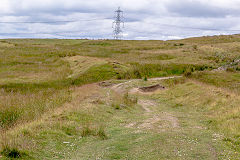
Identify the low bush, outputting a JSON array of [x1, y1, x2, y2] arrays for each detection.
[[81, 125, 95, 137], [1, 146, 24, 158], [0, 137, 27, 159], [111, 103, 121, 110], [184, 67, 193, 77], [81, 125, 107, 140], [123, 93, 138, 106], [96, 126, 108, 140]]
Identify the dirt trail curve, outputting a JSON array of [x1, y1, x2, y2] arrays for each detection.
[[98, 76, 182, 132], [108, 76, 182, 132], [111, 76, 182, 94], [136, 99, 180, 131], [138, 99, 156, 113]]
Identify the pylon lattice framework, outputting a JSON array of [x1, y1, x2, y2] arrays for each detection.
[[113, 7, 124, 39]]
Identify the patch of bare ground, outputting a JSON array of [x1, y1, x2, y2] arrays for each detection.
[[100, 76, 182, 94], [108, 76, 182, 94], [139, 84, 165, 92], [129, 84, 166, 95], [138, 100, 156, 113], [149, 76, 182, 81], [100, 77, 182, 132], [98, 81, 114, 87], [126, 99, 180, 132], [110, 80, 134, 93], [136, 112, 180, 132], [207, 143, 218, 160]]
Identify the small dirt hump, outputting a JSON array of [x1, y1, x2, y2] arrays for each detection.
[[98, 81, 113, 87], [139, 84, 165, 92]]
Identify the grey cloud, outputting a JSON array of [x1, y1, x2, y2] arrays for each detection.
[[0, 0, 240, 40], [165, 0, 237, 18]]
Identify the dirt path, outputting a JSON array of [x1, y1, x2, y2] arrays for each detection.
[[60, 75, 238, 160], [66, 74, 237, 159], [148, 76, 182, 81], [103, 76, 182, 132], [110, 76, 182, 93], [138, 99, 155, 113], [126, 99, 180, 132]]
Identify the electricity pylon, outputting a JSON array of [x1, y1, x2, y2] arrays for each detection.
[[113, 7, 124, 40]]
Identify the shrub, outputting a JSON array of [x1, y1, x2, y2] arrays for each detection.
[[111, 103, 121, 110], [1, 146, 23, 158], [184, 67, 192, 77], [111, 93, 138, 110], [0, 138, 26, 159], [96, 126, 107, 140], [226, 67, 235, 72], [193, 45, 198, 50], [81, 125, 107, 139], [123, 93, 138, 106], [81, 125, 95, 137], [144, 76, 148, 81]]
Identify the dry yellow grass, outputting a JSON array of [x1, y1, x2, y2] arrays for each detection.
[[0, 36, 239, 159], [161, 79, 240, 136]]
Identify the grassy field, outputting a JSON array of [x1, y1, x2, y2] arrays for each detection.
[[0, 35, 239, 159]]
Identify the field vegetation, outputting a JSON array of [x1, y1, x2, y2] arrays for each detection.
[[0, 35, 239, 159]]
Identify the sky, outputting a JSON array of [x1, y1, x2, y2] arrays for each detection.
[[0, 0, 240, 40]]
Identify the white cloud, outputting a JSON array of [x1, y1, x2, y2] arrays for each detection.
[[0, 0, 12, 14], [0, 0, 240, 39]]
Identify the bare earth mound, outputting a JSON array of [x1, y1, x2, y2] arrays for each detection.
[[139, 84, 165, 92]]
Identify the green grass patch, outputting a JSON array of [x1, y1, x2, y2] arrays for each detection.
[[0, 37, 240, 159], [70, 63, 117, 85], [191, 71, 240, 93], [118, 63, 211, 79], [0, 109, 23, 129]]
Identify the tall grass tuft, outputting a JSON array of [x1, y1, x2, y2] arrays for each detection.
[[81, 125, 95, 137], [111, 92, 138, 110], [81, 125, 107, 140], [184, 67, 193, 77], [96, 126, 108, 140], [123, 93, 138, 106], [0, 133, 27, 159], [0, 108, 22, 129]]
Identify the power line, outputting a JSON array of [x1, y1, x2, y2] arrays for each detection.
[[0, 16, 240, 39], [0, 18, 109, 24], [0, 17, 239, 32], [112, 7, 124, 39]]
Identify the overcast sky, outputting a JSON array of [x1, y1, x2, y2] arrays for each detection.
[[0, 0, 240, 40]]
